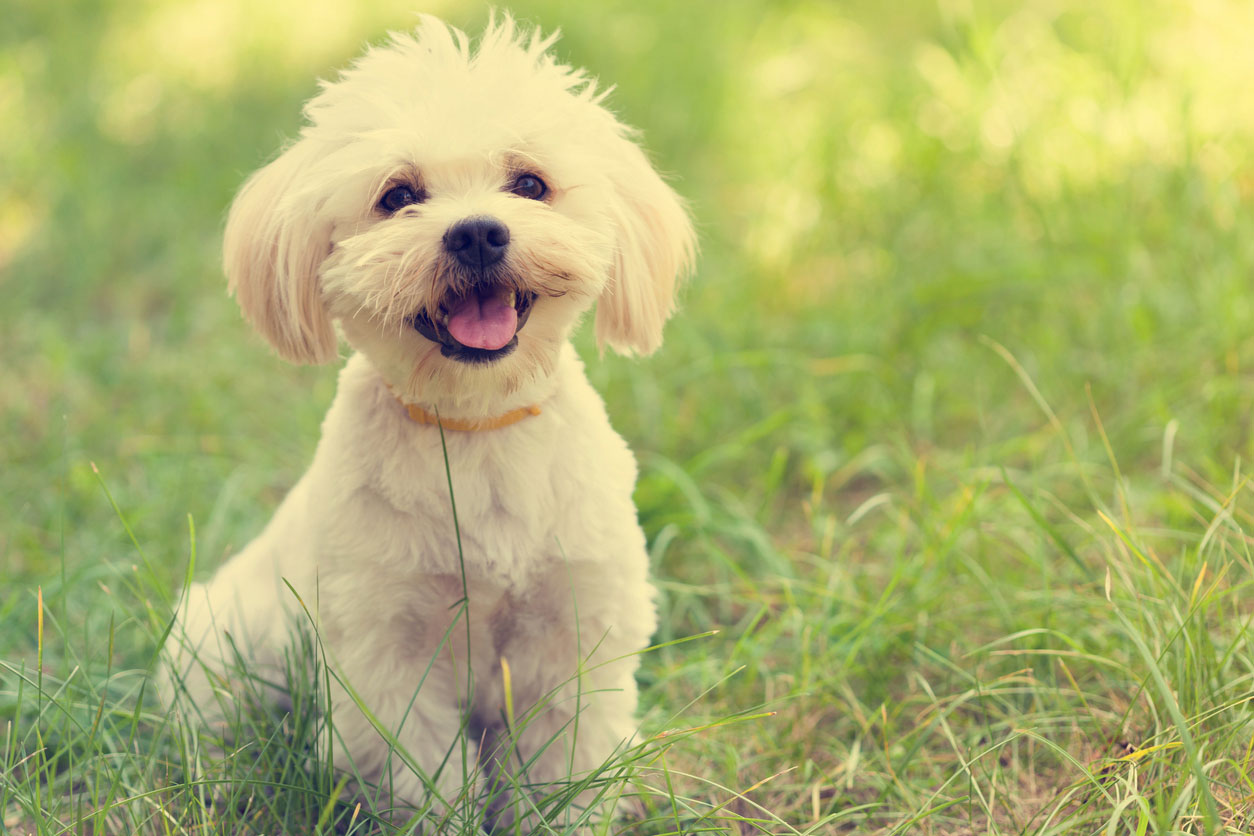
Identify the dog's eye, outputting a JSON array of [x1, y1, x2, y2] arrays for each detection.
[[509, 174, 548, 201], [379, 185, 424, 213]]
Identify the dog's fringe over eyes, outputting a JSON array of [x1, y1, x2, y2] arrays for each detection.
[[159, 10, 696, 831]]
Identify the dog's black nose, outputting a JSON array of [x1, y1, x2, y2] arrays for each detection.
[[443, 216, 510, 269]]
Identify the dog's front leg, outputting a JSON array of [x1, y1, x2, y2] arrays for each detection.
[[325, 648, 486, 828], [482, 562, 656, 831]]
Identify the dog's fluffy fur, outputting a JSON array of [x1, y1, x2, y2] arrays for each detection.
[[160, 14, 694, 827]]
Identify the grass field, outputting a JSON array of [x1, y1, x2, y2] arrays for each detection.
[[5, 0, 1254, 833]]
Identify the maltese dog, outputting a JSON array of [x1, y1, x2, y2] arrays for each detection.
[[160, 12, 694, 831]]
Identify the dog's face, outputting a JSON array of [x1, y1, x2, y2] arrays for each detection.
[[223, 16, 694, 402]]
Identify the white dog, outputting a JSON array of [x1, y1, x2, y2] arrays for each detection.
[[161, 14, 694, 830]]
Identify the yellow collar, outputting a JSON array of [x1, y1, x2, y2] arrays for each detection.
[[396, 398, 542, 432]]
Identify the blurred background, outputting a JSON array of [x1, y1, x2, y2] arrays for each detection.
[[5, 0, 1254, 830]]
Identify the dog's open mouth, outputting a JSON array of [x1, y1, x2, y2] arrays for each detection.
[[411, 284, 536, 364]]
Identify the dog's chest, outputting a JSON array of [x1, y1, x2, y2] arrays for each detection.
[[384, 569, 579, 709], [346, 417, 628, 583]]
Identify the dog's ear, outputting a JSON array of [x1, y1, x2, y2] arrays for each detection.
[[594, 140, 696, 356], [223, 140, 339, 365]]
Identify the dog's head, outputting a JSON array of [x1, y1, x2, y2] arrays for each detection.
[[223, 15, 695, 400]]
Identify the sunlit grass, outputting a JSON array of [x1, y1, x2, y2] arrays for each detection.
[[5, 0, 1254, 832]]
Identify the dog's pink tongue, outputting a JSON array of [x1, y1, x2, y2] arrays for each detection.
[[445, 294, 518, 350]]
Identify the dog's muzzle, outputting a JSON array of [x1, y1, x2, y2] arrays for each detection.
[[412, 216, 536, 364]]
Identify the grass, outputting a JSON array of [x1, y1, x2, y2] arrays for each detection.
[[4, 0, 1254, 832]]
